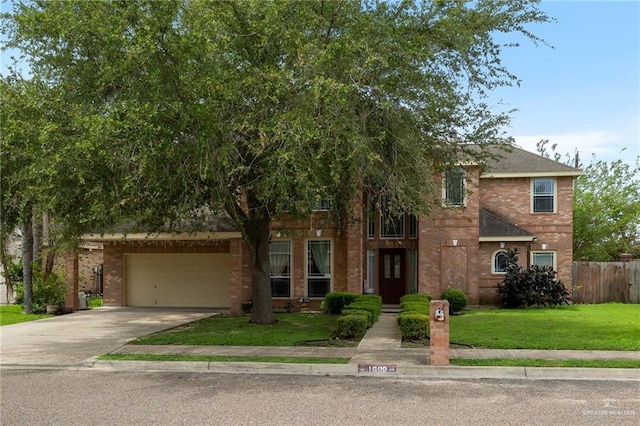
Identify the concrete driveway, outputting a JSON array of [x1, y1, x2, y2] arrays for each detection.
[[0, 307, 221, 367]]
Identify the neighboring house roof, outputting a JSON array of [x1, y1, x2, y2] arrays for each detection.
[[479, 208, 536, 242], [479, 145, 582, 178], [84, 213, 242, 241]]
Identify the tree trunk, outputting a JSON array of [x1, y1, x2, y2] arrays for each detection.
[[244, 215, 275, 324], [42, 211, 55, 279], [32, 209, 43, 267], [1, 244, 13, 302], [22, 214, 34, 314]]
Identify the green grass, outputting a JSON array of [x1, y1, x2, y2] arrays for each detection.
[[451, 358, 640, 368], [132, 313, 354, 346], [88, 296, 103, 308], [99, 353, 350, 364], [449, 303, 640, 350], [0, 305, 53, 326]]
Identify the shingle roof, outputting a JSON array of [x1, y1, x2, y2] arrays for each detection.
[[479, 208, 535, 241], [480, 145, 581, 177]]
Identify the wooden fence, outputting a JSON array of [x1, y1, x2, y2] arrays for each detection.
[[572, 260, 640, 304]]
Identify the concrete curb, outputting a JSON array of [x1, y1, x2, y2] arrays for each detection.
[[90, 360, 640, 381]]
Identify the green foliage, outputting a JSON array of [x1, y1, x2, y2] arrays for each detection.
[[6, 260, 23, 285], [341, 308, 373, 328], [496, 248, 572, 308], [3, 1, 552, 320], [397, 313, 429, 341], [536, 140, 640, 260], [14, 266, 68, 313], [440, 288, 467, 314], [399, 294, 432, 315], [399, 294, 432, 304], [573, 158, 640, 260], [323, 292, 360, 314], [334, 315, 368, 339], [397, 293, 431, 340], [345, 295, 382, 325]]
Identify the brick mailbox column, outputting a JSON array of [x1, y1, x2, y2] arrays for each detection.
[[429, 300, 450, 365]]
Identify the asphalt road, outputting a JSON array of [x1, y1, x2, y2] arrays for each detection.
[[1, 369, 638, 425]]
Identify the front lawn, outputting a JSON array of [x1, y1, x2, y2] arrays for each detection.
[[0, 305, 53, 326], [449, 303, 640, 350], [132, 313, 355, 346]]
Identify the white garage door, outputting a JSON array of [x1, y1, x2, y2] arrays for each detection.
[[125, 253, 230, 308]]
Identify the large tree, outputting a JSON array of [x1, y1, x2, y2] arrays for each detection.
[[2, 0, 551, 323]]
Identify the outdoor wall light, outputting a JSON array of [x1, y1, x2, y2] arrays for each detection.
[[541, 243, 547, 250], [275, 231, 281, 238], [452, 239, 458, 246], [500, 242, 505, 248], [315, 229, 322, 237]]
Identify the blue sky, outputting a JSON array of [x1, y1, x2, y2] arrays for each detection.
[[1, 1, 638, 165], [490, 0, 639, 164]]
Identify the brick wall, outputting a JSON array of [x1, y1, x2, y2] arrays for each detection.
[[479, 176, 575, 286]]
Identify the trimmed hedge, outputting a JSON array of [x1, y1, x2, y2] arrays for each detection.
[[323, 292, 360, 314], [397, 293, 432, 341], [328, 292, 382, 339], [397, 313, 429, 340], [335, 315, 368, 339]]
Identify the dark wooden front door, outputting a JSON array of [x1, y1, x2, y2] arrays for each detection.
[[379, 249, 406, 304]]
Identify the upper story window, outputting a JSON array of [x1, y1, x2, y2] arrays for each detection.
[[270, 241, 291, 298], [367, 197, 376, 239], [311, 197, 331, 211], [493, 250, 509, 274], [409, 214, 417, 239], [380, 197, 404, 238], [444, 168, 465, 207], [532, 178, 556, 213]]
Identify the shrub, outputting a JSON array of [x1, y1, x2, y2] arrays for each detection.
[[400, 294, 432, 304], [346, 296, 381, 324], [397, 313, 429, 340], [323, 292, 359, 314], [440, 288, 467, 314], [334, 315, 368, 339], [14, 266, 68, 313], [342, 308, 374, 327], [399, 301, 429, 316], [496, 248, 572, 308]]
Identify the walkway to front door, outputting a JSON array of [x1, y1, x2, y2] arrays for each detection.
[[379, 249, 406, 304]]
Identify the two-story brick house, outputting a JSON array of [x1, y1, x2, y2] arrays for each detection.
[[75, 145, 580, 311]]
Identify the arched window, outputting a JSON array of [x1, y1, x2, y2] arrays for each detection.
[[493, 250, 509, 274]]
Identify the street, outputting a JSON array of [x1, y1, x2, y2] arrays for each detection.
[[1, 369, 638, 425]]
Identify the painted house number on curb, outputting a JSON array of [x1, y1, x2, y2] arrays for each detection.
[[358, 364, 397, 373]]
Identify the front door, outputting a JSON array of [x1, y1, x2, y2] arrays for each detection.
[[379, 249, 406, 304]]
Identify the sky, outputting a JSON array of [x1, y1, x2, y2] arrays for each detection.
[[489, 0, 640, 165], [1, 0, 638, 165]]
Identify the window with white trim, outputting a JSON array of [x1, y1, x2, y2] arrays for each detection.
[[493, 250, 509, 274], [532, 178, 555, 213], [307, 240, 331, 298], [444, 168, 465, 206], [270, 241, 291, 298], [531, 251, 556, 269]]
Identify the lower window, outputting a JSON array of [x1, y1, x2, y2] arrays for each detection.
[[531, 251, 556, 269], [307, 240, 331, 297], [270, 241, 291, 298]]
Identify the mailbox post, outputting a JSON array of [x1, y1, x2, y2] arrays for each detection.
[[429, 299, 450, 365]]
